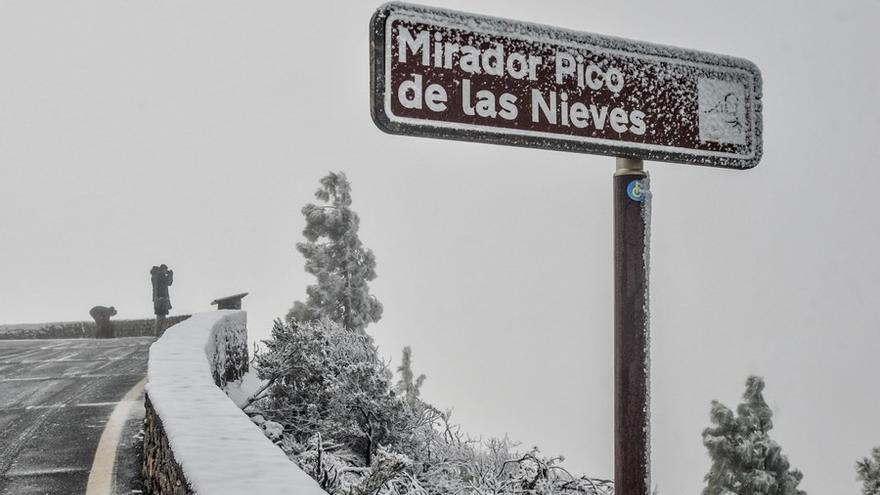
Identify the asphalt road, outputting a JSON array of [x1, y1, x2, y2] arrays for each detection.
[[0, 338, 153, 495]]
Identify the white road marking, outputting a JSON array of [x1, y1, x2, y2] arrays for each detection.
[[0, 402, 122, 412], [0, 357, 126, 364], [25, 404, 66, 410], [76, 373, 139, 378], [77, 401, 121, 408], [0, 373, 144, 383], [55, 352, 81, 362], [85, 377, 146, 495], [4, 466, 89, 477], [0, 376, 56, 382]]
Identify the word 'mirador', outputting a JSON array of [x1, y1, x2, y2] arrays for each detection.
[[397, 25, 626, 94]]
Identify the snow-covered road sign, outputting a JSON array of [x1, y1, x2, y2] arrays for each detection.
[[370, 3, 763, 169]]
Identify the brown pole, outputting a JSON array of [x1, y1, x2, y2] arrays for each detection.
[[614, 158, 651, 495]]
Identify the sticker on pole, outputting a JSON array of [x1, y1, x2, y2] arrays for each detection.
[[370, 2, 763, 169], [627, 179, 648, 202]]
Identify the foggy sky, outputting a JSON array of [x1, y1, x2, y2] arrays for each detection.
[[1, 1, 878, 493]]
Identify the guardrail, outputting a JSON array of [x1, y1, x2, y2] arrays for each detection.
[[143, 310, 326, 494]]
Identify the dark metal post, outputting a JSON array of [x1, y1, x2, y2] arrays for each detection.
[[614, 158, 651, 495]]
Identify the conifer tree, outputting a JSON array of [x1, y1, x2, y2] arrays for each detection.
[[395, 346, 426, 407], [857, 447, 880, 495], [702, 376, 806, 495], [287, 172, 383, 333]]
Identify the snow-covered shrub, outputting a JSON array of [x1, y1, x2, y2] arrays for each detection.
[[253, 318, 613, 495], [256, 318, 408, 467], [295, 434, 364, 493]]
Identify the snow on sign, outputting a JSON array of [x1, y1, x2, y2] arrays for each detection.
[[370, 3, 763, 169]]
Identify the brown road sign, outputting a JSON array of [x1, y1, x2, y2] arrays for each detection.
[[370, 3, 763, 169]]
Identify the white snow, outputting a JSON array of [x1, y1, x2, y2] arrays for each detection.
[[641, 175, 652, 493], [224, 368, 266, 409], [248, 414, 284, 441], [697, 78, 748, 145], [262, 420, 284, 441], [146, 311, 326, 495]]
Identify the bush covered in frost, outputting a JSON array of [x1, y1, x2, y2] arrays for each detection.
[[253, 317, 612, 495]]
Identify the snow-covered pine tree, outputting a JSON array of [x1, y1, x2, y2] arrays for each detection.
[[857, 447, 880, 495], [702, 375, 806, 495], [395, 346, 426, 407], [287, 172, 383, 333]]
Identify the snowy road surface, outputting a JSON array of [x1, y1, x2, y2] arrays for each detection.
[[0, 338, 153, 495]]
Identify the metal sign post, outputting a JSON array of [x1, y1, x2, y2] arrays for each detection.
[[369, 3, 763, 493], [614, 158, 650, 494]]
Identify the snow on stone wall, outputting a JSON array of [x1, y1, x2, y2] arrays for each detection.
[[144, 310, 327, 495]]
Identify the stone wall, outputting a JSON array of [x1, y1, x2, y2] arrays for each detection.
[[142, 311, 325, 495], [143, 395, 192, 495], [0, 315, 190, 340]]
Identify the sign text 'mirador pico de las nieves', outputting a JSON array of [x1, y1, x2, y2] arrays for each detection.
[[370, 3, 763, 169]]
